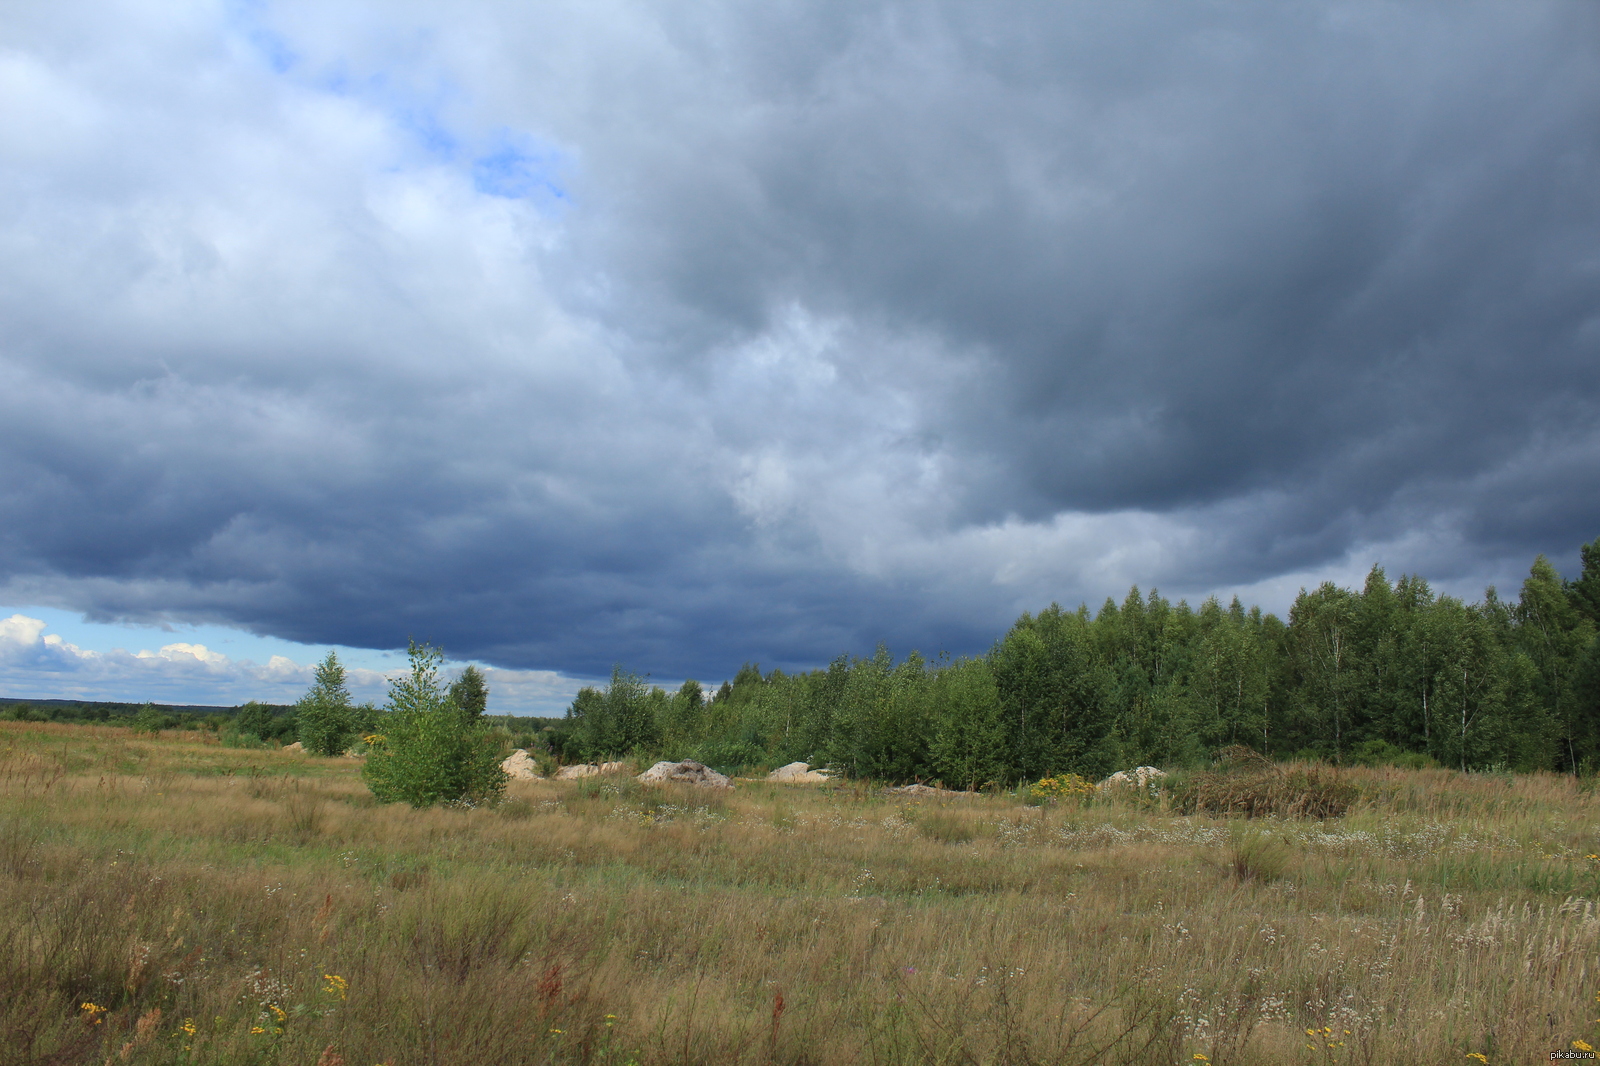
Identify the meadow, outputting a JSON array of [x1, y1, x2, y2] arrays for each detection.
[[2, 721, 1597, 1066]]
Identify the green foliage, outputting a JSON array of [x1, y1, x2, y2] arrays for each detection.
[[234, 701, 297, 743], [448, 665, 489, 719], [129, 703, 166, 734], [548, 535, 1600, 785], [927, 657, 1006, 789], [296, 651, 354, 756], [565, 666, 661, 760], [362, 641, 507, 808]]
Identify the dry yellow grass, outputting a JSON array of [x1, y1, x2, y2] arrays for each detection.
[[1, 721, 1598, 1065]]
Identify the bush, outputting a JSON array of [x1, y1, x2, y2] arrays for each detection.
[[1027, 773, 1097, 804], [1350, 737, 1438, 770], [1172, 746, 1357, 819], [1227, 825, 1292, 881], [129, 704, 166, 735], [236, 701, 297, 742], [362, 642, 507, 808]]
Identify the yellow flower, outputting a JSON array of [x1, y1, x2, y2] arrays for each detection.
[[323, 973, 349, 1000], [179, 1019, 197, 1036], [1575, 1039, 1595, 1053], [549, 1028, 564, 1035], [79, 1002, 106, 1025], [251, 1026, 266, 1035], [1465, 1054, 1489, 1064], [1194, 1056, 1210, 1063], [269, 1005, 287, 1021]]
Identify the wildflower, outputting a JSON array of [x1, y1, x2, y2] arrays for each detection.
[[1575, 1039, 1595, 1053], [179, 1019, 197, 1036], [251, 1026, 266, 1035], [1465, 1054, 1489, 1064], [549, 1028, 563, 1035], [80, 1002, 107, 1025], [323, 973, 349, 1000], [270, 1005, 287, 1021], [1194, 1056, 1210, 1063]]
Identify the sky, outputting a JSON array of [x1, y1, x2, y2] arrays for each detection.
[[2, 1, 1598, 713]]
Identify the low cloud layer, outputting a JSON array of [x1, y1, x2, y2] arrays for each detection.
[[2, 2, 1598, 689]]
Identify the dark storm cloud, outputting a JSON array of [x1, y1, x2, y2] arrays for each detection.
[[1, 0, 1597, 692]]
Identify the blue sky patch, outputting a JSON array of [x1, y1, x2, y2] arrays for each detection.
[[472, 135, 567, 202], [226, 0, 298, 74]]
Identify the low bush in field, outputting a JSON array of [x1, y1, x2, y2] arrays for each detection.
[[362, 642, 507, 809], [1171, 746, 1358, 818], [1025, 773, 1096, 806]]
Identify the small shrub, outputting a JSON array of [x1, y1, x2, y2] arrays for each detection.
[[1027, 773, 1096, 804], [1227, 825, 1291, 882], [362, 642, 508, 809], [1173, 747, 1356, 819], [129, 704, 165, 735], [1350, 737, 1438, 770], [282, 785, 325, 844]]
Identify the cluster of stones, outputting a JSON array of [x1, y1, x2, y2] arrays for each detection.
[[493, 753, 846, 789]]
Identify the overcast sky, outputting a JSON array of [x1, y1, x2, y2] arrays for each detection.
[[2, 1, 1598, 712]]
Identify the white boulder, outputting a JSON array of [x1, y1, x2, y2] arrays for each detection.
[[768, 762, 833, 783], [637, 760, 733, 789], [1098, 766, 1168, 791], [554, 761, 629, 780], [501, 749, 542, 780]]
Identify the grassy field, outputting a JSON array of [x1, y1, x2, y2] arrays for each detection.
[[2, 722, 1598, 1065]]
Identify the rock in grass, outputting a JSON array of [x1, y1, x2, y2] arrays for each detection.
[[554, 761, 630, 780], [501, 749, 541, 780], [768, 762, 832, 783], [884, 783, 976, 797], [283, 741, 305, 754], [1098, 766, 1168, 791], [637, 760, 733, 789]]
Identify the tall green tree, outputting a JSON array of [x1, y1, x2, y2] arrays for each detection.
[[1287, 583, 1358, 761], [992, 605, 1113, 779], [447, 664, 489, 720], [927, 657, 1007, 789], [566, 666, 660, 759], [1568, 537, 1600, 627], [1516, 556, 1596, 772], [1192, 597, 1269, 751], [297, 651, 354, 756]]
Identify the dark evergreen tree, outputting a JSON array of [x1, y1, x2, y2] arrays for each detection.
[[448, 664, 489, 720]]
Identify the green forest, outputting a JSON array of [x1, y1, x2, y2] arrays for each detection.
[[557, 539, 1600, 784]]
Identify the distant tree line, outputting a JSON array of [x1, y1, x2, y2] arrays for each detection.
[[556, 539, 1600, 783], [0, 698, 295, 734]]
